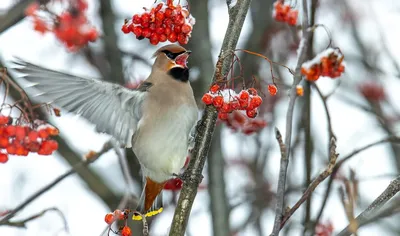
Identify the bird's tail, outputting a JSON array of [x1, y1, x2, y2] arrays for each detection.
[[133, 177, 166, 221]]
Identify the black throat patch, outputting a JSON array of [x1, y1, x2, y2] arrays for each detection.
[[168, 67, 189, 82]]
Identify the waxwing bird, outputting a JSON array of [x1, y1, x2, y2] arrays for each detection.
[[10, 44, 198, 220]]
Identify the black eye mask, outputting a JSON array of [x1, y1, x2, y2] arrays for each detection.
[[162, 50, 185, 60]]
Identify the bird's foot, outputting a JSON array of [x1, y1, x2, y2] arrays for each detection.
[[173, 172, 203, 184]]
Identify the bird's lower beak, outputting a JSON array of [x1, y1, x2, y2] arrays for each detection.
[[175, 51, 191, 68]]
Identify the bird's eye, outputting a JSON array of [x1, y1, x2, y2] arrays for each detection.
[[165, 51, 176, 59]]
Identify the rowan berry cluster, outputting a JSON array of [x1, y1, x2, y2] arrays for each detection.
[[224, 111, 267, 135], [0, 116, 59, 164], [359, 81, 385, 102], [25, 0, 98, 51], [301, 48, 345, 81], [104, 209, 131, 236], [122, 0, 195, 45], [202, 85, 263, 120], [315, 221, 334, 236], [273, 1, 298, 26]]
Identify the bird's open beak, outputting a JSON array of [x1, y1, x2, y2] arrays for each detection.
[[174, 51, 191, 68]]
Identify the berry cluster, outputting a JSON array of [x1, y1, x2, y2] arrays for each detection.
[[0, 116, 59, 163], [122, 0, 195, 45], [273, 1, 298, 26], [315, 221, 334, 236], [25, 0, 99, 51], [104, 209, 131, 236], [359, 81, 385, 102], [301, 48, 345, 81], [104, 209, 129, 224], [202, 85, 263, 120], [224, 111, 267, 135]]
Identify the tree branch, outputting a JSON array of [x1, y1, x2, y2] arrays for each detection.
[[99, 0, 124, 84], [168, 1, 253, 235], [337, 175, 400, 236], [270, 0, 312, 235], [0, 140, 113, 225]]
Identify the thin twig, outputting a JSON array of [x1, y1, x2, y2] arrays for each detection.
[[312, 136, 400, 234], [0, 207, 68, 232], [270, 0, 311, 235], [337, 175, 400, 236], [312, 83, 336, 141], [0, 140, 113, 225], [279, 138, 338, 230]]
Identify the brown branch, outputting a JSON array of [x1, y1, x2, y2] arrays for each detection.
[[0, 140, 113, 225], [98, 0, 124, 84], [168, 0, 253, 235], [337, 175, 400, 236], [279, 138, 338, 230], [312, 136, 400, 234], [0, 207, 68, 232], [270, 0, 312, 235]]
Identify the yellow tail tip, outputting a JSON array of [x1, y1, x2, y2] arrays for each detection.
[[132, 207, 163, 221]]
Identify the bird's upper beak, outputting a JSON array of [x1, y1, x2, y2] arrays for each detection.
[[174, 51, 191, 68]]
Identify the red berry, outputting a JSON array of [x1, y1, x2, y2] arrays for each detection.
[[0, 116, 10, 125], [104, 213, 115, 224], [159, 34, 167, 42], [150, 33, 159, 45], [121, 226, 132, 236], [213, 96, 224, 108], [268, 84, 278, 96], [121, 24, 130, 34], [0, 153, 8, 163], [174, 25, 182, 34], [250, 96, 263, 108], [28, 131, 39, 141], [0, 137, 8, 148], [239, 99, 248, 109], [132, 14, 141, 24], [47, 127, 59, 136], [246, 109, 257, 118], [15, 126, 26, 140], [210, 84, 220, 93], [202, 93, 213, 105], [155, 27, 164, 35], [164, 27, 172, 36], [155, 11, 165, 21], [142, 28, 152, 38], [6, 145, 16, 155], [5, 126, 16, 137], [174, 15, 185, 25], [177, 34, 188, 45], [87, 29, 98, 42], [239, 90, 250, 100], [15, 145, 28, 156], [38, 129, 49, 139], [155, 3, 163, 12], [247, 88, 258, 95], [218, 112, 228, 120], [149, 23, 156, 32], [181, 24, 192, 34], [221, 103, 231, 113], [168, 32, 177, 42], [230, 100, 240, 110], [165, 8, 173, 17], [132, 26, 143, 37], [141, 13, 150, 23], [113, 209, 125, 220], [163, 18, 173, 27]]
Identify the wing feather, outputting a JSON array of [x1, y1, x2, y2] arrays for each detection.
[[11, 58, 146, 148]]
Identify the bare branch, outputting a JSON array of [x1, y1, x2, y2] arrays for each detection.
[[279, 138, 338, 230], [168, 0, 253, 235], [337, 175, 400, 236], [0, 207, 68, 232], [0, 140, 114, 225], [270, 0, 313, 234]]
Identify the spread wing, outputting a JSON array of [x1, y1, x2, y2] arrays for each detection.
[[11, 58, 147, 148]]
